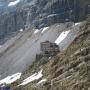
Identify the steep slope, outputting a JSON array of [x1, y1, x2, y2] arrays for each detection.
[[13, 20, 90, 90], [0, 22, 82, 80], [41, 20, 90, 90], [38, 20, 90, 90], [0, 23, 69, 79]]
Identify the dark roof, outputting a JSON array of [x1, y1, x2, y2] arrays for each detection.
[[41, 41, 50, 43]]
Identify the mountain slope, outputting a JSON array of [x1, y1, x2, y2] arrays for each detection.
[[12, 20, 90, 90], [0, 22, 82, 79], [0, 23, 69, 79]]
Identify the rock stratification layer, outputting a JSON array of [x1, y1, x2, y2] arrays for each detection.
[[0, 0, 90, 44]]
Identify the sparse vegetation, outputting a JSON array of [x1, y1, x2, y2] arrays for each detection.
[[11, 19, 90, 90]]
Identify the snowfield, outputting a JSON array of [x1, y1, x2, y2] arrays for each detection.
[[74, 22, 81, 26], [41, 27, 49, 33], [72, 22, 81, 27], [37, 78, 47, 85], [8, 0, 20, 6], [19, 69, 43, 86], [55, 30, 70, 45], [34, 29, 39, 34], [0, 73, 21, 85]]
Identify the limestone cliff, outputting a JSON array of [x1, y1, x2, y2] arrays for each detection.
[[0, 0, 90, 44]]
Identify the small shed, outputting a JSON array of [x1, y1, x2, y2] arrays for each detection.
[[40, 41, 60, 56]]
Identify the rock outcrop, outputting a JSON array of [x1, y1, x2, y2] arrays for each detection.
[[0, 0, 90, 44]]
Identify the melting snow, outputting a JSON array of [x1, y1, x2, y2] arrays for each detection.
[[0, 73, 21, 85], [19, 69, 43, 86], [41, 27, 49, 33], [8, 0, 20, 6], [19, 28, 23, 32], [55, 30, 70, 45], [34, 29, 39, 34], [72, 22, 81, 27], [74, 23, 81, 26], [37, 79, 47, 85]]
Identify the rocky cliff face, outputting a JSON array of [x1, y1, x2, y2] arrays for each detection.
[[0, 0, 90, 44]]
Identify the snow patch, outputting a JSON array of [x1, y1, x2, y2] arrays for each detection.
[[74, 23, 81, 26], [55, 30, 70, 45], [8, 0, 20, 6], [19, 69, 43, 86], [72, 22, 81, 28], [34, 29, 39, 34], [0, 73, 21, 85], [41, 27, 49, 33], [47, 14, 58, 18], [19, 28, 23, 32], [37, 79, 47, 85]]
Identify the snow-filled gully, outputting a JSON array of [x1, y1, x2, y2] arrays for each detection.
[[55, 30, 70, 45], [0, 73, 21, 85], [0, 69, 45, 86], [19, 69, 43, 86]]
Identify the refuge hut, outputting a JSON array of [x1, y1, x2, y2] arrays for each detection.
[[40, 41, 60, 56]]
